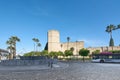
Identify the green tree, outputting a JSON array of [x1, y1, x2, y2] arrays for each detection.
[[6, 36, 20, 59], [6, 39, 14, 59], [32, 38, 41, 53], [92, 50, 100, 54], [58, 51, 64, 56], [79, 48, 90, 62], [48, 51, 64, 58], [32, 38, 39, 52], [23, 51, 41, 56], [41, 50, 48, 56], [70, 47, 74, 53], [109, 38, 114, 47], [7, 46, 14, 59], [37, 43, 41, 51], [49, 51, 58, 58], [23, 51, 34, 56], [109, 50, 120, 53], [64, 50, 73, 56], [105, 24, 116, 46]]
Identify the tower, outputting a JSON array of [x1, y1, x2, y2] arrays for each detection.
[[48, 30, 61, 52]]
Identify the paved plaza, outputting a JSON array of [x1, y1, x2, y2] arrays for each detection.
[[0, 61, 120, 80]]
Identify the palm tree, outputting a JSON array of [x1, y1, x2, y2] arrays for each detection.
[[67, 37, 70, 50], [105, 24, 116, 46], [7, 46, 14, 59], [32, 38, 40, 52], [10, 36, 20, 59], [6, 40, 13, 59], [6, 36, 20, 59], [37, 43, 41, 52]]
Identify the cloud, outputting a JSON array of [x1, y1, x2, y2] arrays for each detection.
[[78, 38, 107, 47]]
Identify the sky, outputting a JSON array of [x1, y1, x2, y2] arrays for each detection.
[[0, 0, 120, 55]]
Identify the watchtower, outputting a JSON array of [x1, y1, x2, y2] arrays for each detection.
[[48, 30, 61, 52]]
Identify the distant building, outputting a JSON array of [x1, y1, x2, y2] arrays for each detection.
[[46, 30, 84, 55], [45, 30, 120, 55], [0, 49, 9, 60]]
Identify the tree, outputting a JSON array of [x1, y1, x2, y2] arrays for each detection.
[[105, 24, 116, 46], [23, 51, 41, 56], [49, 51, 58, 58], [57, 51, 64, 56], [79, 48, 90, 62], [109, 38, 114, 47], [64, 50, 73, 56], [6, 39, 13, 59], [70, 47, 74, 52], [67, 37, 70, 50], [7, 46, 14, 59], [23, 51, 34, 56], [6, 36, 20, 59], [41, 50, 48, 56], [32, 38, 41, 52], [92, 50, 100, 54], [37, 43, 41, 51], [11, 36, 20, 59]]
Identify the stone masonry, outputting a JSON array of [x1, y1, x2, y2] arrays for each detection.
[[47, 30, 84, 55], [47, 30, 120, 55]]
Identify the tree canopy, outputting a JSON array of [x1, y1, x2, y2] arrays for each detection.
[[64, 50, 73, 56], [79, 48, 90, 62], [6, 36, 20, 59], [105, 24, 115, 46]]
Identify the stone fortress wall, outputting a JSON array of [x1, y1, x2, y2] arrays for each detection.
[[61, 41, 84, 55], [47, 30, 84, 55], [87, 46, 120, 54], [47, 30, 120, 55]]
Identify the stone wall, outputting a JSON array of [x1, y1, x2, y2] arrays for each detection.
[[87, 46, 120, 54], [47, 30, 84, 55], [47, 30, 120, 56], [61, 41, 84, 55]]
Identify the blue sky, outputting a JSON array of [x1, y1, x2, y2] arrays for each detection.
[[0, 0, 120, 55]]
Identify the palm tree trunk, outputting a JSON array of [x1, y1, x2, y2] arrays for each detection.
[[36, 45, 38, 52], [110, 32, 112, 38], [83, 56, 85, 62], [10, 46, 13, 59], [13, 44, 16, 59]]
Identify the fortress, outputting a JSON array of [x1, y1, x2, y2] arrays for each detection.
[[46, 30, 84, 55], [46, 30, 120, 55]]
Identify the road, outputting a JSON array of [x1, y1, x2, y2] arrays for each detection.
[[0, 61, 120, 80]]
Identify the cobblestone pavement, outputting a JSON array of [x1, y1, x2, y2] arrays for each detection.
[[0, 61, 120, 80]]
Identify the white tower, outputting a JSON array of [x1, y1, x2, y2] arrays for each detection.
[[48, 30, 61, 52]]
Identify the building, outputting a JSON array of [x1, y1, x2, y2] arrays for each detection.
[[46, 30, 84, 55], [0, 49, 9, 60], [45, 30, 120, 55]]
